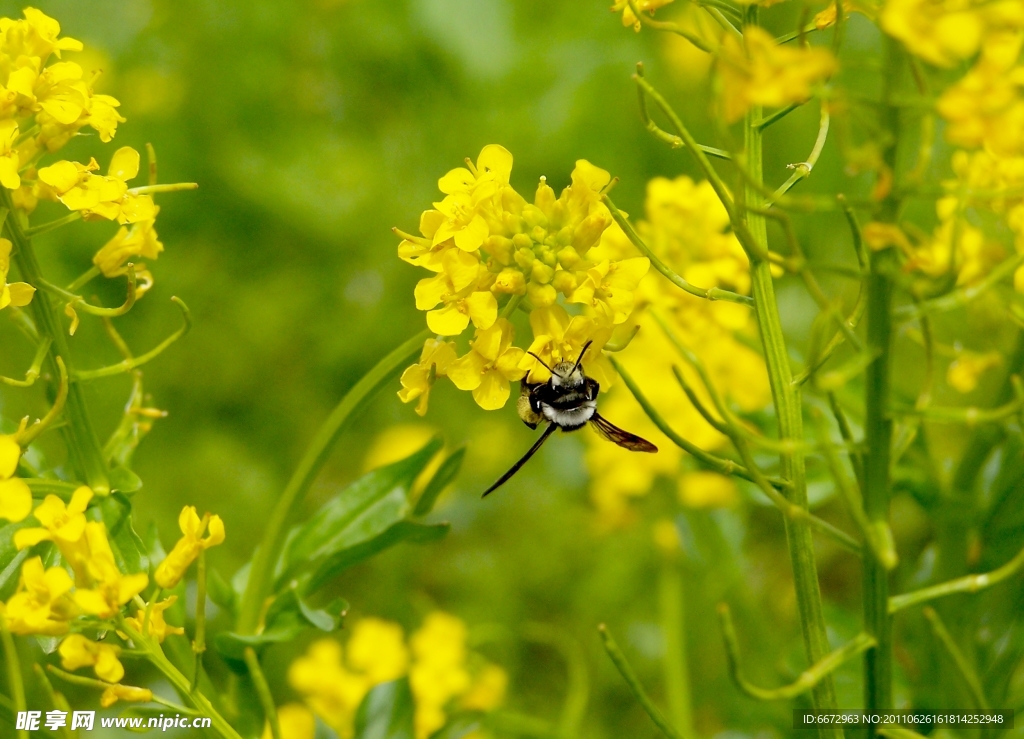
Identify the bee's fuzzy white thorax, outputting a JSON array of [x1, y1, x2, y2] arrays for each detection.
[[542, 400, 596, 429], [550, 364, 584, 389]]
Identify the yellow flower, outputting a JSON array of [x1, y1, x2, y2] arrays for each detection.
[[99, 683, 153, 708], [1, 556, 76, 635], [461, 664, 507, 711], [123, 596, 185, 643], [0, 431, 31, 524], [59, 634, 124, 683], [154, 506, 225, 589], [0, 8, 83, 62], [36, 147, 156, 223], [0, 118, 21, 189], [346, 618, 410, 683], [937, 33, 1024, 157], [14, 487, 93, 580], [0, 236, 35, 313], [611, 0, 675, 31], [398, 338, 458, 416], [415, 272, 498, 336], [570, 257, 650, 325], [716, 26, 837, 122], [92, 219, 163, 278], [880, 0, 1022, 67], [678, 470, 738, 507], [947, 351, 1002, 393], [410, 612, 471, 739], [73, 522, 149, 618], [263, 704, 316, 739], [448, 319, 527, 410], [288, 639, 374, 738], [519, 305, 614, 386]]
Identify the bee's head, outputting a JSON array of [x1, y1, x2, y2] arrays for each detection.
[[551, 361, 585, 388]]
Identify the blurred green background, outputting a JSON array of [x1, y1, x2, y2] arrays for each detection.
[[3, 0, 1021, 736]]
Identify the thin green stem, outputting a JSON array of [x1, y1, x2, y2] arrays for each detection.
[[244, 648, 281, 739], [0, 337, 51, 387], [127, 182, 198, 195], [922, 607, 989, 710], [2, 192, 110, 493], [889, 543, 1024, 613], [37, 264, 137, 318], [756, 103, 801, 129], [717, 603, 876, 701], [192, 551, 208, 691], [768, 106, 830, 204], [236, 329, 431, 634], [660, 558, 694, 739], [24, 211, 81, 237], [598, 624, 683, 739], [1, 616, 27, 739], [603, 194, 753, 306]]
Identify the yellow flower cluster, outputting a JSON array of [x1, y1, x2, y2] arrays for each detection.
[[583, 176, 771, 525], [398, 145, 649, 413], [285, 612, 506, 739], [0, 426, 31, 522], [881, 0, 1023, 68], [716, 26, 837, 123]]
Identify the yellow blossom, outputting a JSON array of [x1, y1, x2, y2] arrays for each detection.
[[154, 506, 225, 588], [99, 683, 153, 708], [414, 271, 497, 336], [288, 639, 374, 738], [73, 522, 149, 618], [519, 305, 614, 386], [346, 617, 410, 683], [716, 27, 837, 123], [14, 487, 93, 579], [123, 596, 185, 643], [59, 634, 124, 683], [880, 0, 1023, 67], [36, 147, 156, 223], [611, 0, 675, 31], [263, 704, 316, 739], [92, 219, 163, 278], [570, 257, 650, 325], [410, 612, 471, 739], [0, 431, 31, 524], [0, 556, 76, 635], [947, 351, 1002, 393], [0, 237, 35, 313], [448, 319, 527, 410], [0, 118, 20, 189], [398, 338, 458, 416]]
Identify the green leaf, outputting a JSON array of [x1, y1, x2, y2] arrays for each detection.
[[109, 464, 143, 494], [414, 446, 466, 515], [213, 587, 347, 661], [275, 437, 443, 589], [207, 566, 238, 613], [97, 494, 149, 576], [353, 678, 415, 739], [304, 521, 449, 593], [0, 520, 32, 599]]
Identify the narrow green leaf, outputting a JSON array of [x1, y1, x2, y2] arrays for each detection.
[[354, 678, 415, 739], [98, 494, 149, 576], [414, 446, 466, 516], [109, 464, 143, 493]]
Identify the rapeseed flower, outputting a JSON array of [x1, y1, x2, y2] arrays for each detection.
[[36, 147, 156, 223], [73, 522, 148, 618], [93, 219, 163, 279], [14, 488, 93, 580], [0, 236, 35, 313], [154, 505, 225, 588], [0, 556, 76, 635], [398, 338, 458, 416], [122, 596, 185, 643], [263, 704, 316, 739], [99, 683, 153, 708], [880, 0, 1022, 67], [0, 429, 31, 523], [59, 634, 124, 683], [611, 0, 676, 31], [448, 319, 527, 410], [716, 27, 836, 122]]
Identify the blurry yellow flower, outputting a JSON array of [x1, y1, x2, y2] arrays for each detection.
[[398, 338, 458, 416], [123, 596, 185, 643], [92, 219, 163, 278], [59, 634, 124, 683], [99, 683, 152, 708], [346, 617, 410, 683], [880, 0, 1022, 67], [611, 0, 675, 31], [289, 638, 375, 738], [448, 319, 527, 410], [410, 612, 471, 739], [154, 506, 225, 589], [0, 431, 31, 524], [570, 257, 650, 325], [716, 27, 836, 122], [264, 704, 316, 739], [14, 488, 93, 578], [946, 351, 1002, 393], [461, 664, 507, 711], [37, 147, 156, 223], [1, 556, 76, 635], [863, 222, 913, 252], [814, 0, 878, 30], [73, 522, 148, 618], [0, 237, 36, 313], [937, 33, 1024, 157], [678, 470, 738, 507]]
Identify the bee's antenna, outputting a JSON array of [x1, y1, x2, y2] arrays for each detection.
[[527, 351, 557, 375], [570, 340, 593, 375]]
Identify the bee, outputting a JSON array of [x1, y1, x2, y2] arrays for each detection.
[[482, 341, 658, 497]]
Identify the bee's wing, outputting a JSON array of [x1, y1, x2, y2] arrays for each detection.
[[590, 412, 658, 453], [482, 423, 558, 497]]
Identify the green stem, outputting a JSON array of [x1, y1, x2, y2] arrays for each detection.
[[922, 607, 989, 710], [0, 617, 27, 739], [659, 559, 693, 738], [741, 38, 841, 731], [598, 624, 683, 739], [2, 194, 110, 493], [717, 603, 876, 701], [888, 543, 1024, 613], [244, 648, 281, 739], [192, 551, 207, 691], [235, 329, 431, 634]]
